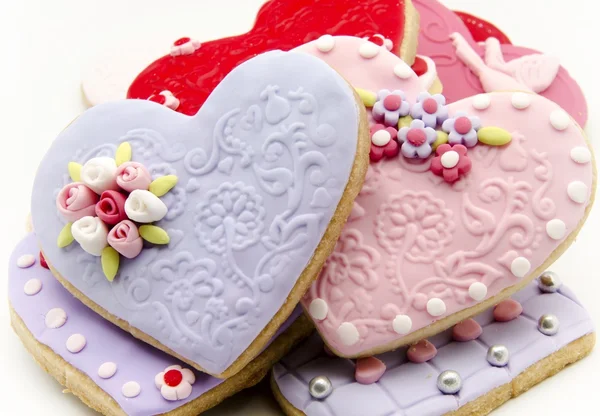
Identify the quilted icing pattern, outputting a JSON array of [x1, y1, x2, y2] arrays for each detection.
[[274, 280, 594, 416]]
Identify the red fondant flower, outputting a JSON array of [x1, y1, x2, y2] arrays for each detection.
[[107, 220, 143, 259], [95, 190, 128, 225], [430, 144, 472, 183], [56, 182, 99, 222], [369, 124, 399, 162]]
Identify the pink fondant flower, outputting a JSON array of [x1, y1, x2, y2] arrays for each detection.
[[107, 220, 143, 259], [95, 190, 128, 225], [115, 162, 152, 193], [369, 124, 399, 162], [155, 365, 196, 401], [56, 182, 99, 222], [430, 144, 472, 183]]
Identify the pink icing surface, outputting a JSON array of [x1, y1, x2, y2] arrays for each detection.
[[413, 0, 588, 127], [297, 37, 594, 357], [452, 318, 482, 342], [355, 356, 386, 384], [407, 340, 437, 363]]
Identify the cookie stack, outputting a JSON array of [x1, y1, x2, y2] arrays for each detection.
[[9, 1, 595, 415]]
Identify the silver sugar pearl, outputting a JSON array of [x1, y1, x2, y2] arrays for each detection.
[[437, 370, 462, 394], [538, 271, 562, 293], [538, 314, 560, 335], [309, 375, 333, 399], [486, 345, 510, 367]]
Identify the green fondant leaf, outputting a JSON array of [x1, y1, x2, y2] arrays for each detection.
[[149, 175, 178, 197], [477, 127, 512, 146], [115, 142, 132, 166], [139, 225, 170, 245], [68, 162, 82, 182], [57, 223, 74, 248], [101, 246, 120, 282]]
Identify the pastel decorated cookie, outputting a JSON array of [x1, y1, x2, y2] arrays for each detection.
[[125, 0, 419, 115], [273, 276, 595, 416], [412, 0, 588, 127], [8, 233, 313, 415], [31, 51, 370, 378], [296, 36, 595, 357]]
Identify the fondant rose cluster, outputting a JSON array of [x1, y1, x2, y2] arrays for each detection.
[[56, 143, 177, 281], [364, 90, 510, 184]]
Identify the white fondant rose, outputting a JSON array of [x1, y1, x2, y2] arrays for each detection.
[[124, 190, 168, 223], [80, 157, 119, 194], [71, 216, 109, 256]]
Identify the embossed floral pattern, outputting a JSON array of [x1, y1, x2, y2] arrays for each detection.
[[375, 191, 454, 262], [195, 182, 265, 254]]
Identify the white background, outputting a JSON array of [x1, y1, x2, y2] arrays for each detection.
[[0, 0, 598, 414]]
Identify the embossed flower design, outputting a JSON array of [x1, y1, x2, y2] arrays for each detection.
[[195, 182, 265, 254], [410, 92, 449, 128], [442, 112, 481, 148], [372, 89, 410, 126], [320, 229, 380, 289], [165, 279, 201, 310], [398, 119, 437, 159], [205, 298, 229, 320], [375, 191, 454, 262], [370, 124, 399, 162]]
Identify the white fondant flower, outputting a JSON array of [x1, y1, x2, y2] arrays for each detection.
[[80, 157, 119, 194], [71, 216, 108, 256], [124, 190, 168, 223], [155, 365, 196, 401]]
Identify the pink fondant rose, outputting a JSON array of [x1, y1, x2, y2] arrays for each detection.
[[107, 220, 143, 259], [95, 190, 128, 225], [116, 162, 152, 192], [56, 182, 99, 222]]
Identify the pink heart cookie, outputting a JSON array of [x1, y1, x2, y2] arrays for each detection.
[[297, 36, 595, 357]]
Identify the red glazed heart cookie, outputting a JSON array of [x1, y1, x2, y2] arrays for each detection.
[[297, 36, 595, 357], [126, 0, 419, 115]]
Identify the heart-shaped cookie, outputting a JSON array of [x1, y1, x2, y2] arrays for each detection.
[[32, 50, 369, 377], [412, 0, 587, 127], [126, 0, 419, 115], [297, 36, 595, 357]]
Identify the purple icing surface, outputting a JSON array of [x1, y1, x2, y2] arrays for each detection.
[[274, 280, 594, 416], [9, 234, 301, 416], [31, 50, 360, 375]]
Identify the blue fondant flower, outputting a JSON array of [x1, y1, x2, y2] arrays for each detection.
[[410, 92, 449, 128], [442, 112, 481, 148], [372, 89, 410, 127], [398, 119, 438, 159]]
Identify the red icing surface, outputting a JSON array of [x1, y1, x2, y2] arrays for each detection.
[[411, 56, 428, 76], [454, 11, 512, 44], [407, 340, 437, 363], [128, 0, 410, 115], [452, 319, 482, 342], [39, 251, 49, 269], [493, 299, 523, 322], [413, 0, 587, 126]]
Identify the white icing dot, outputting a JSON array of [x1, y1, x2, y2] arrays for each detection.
[[550, 109, 570, 130], [359, 41, 380, 59], [570, 146, 591, 164], [546, 219, 566, 240], [567, 181, 588, 204], [393, 63, 414, 79], [337, 322, 359, 346], [372, 130, 391, 146], [468, 282, 487, 301], [45, 308, 67, 329], [316, 34, 335, 53], [309, 298, 328, 321], [66, 334, 86, 353], [511, 92, 531, 109], [472, 94, 491, 110], [392, 315, 412, 335], [98, 362, 117, 379], [426, 298, 446, 317], [441, 150, 460, 168], [122, 381, 141, 398], [17, 254, 35, 268], [24, 278, 42, 296], [511, 257, 531, 278]]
